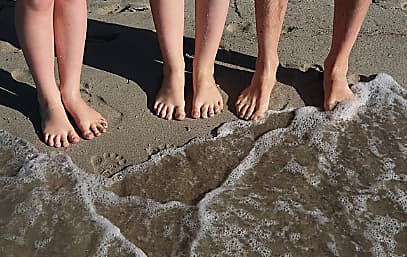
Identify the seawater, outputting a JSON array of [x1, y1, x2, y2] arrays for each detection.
[[0, 73, 406, 257]]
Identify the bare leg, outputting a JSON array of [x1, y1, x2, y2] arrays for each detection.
[[192, 0, 229, 119], [54, 0, 107, 139], [150, 0, 186, 120], [323, 0, 370, 111], [15, 0, 80, 147], [236, 0, 287, 121]]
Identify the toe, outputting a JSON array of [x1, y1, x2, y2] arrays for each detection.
[[91, 124, 101, 137], [68, 131, 80, 144], [61, 134, 70, 148], [192, 106, 200, 119], [252, 105, 267, 121], [324, 99, 336, 111], [208, 105, 215, 117], [214, 104, 221, 114], [156, 103, 164, 116], [154, 101, 160, 110], [201, 104, 209, 119], [218, 100, 224, 111], [236, 94, 244, 106], [236, 99, 247, 113], [44, 133, 50, 144], [97, 123, 106, 133], [159, 106, 168, 118], [252, 111, 264, 122], [83, 129, 94, 140], [174, 106, 186, 121], [239, 104, 249, 119], [100, 118, 108, 129], [166, 106, 174, 120], [54, 135, 62, 148], [47, 135, 55, 147], [244, 102, 256, 120]]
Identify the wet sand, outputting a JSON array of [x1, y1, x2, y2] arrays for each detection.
[[0, 0, 406, 172], [1, 1, 407, 256]]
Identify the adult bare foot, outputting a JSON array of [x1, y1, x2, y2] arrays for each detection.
[[61, 92, 108, 140], [323, 61, 355, 111], [236, 66, 277, 122], [39, 99, 80, 148], [192, 72, 224, 119], [154, 68, 186, 121]]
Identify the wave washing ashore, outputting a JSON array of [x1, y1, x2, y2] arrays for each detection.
[[0, 73, 406, 257]]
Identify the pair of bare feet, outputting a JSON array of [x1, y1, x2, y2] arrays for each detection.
[[153, 66, 224, 120], [40, 89, 107, 148], [236, 59, 354, 121], [154, 59, 354, 122]]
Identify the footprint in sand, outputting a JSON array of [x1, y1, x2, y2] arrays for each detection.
[[91, 153, 128, 178], [80, 86, 123, 126]]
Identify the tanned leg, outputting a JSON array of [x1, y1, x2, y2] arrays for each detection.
[[236, 0, 287, 121], [54, 0, 108, 139], [192, 0, 229, 119], [15, 0, 80, 147], [323, 0, 370, 111], [150, 0, 186, 120]]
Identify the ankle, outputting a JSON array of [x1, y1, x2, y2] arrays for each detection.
[[37, 91, 63, 108], [324, 54, 349, 76], [163, 62, 185, 77], [193, 62, 215, 78]]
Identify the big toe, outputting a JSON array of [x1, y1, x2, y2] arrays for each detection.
[[174, 106, 186, 120], [79, 125, 94, 140], [68, 130, 80, 144], [324, 100, 336, 111]]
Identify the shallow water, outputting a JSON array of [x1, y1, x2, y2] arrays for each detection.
[[0, 73, 406, 257]]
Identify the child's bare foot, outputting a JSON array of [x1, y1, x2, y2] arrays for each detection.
[[39, 99, 80, 148], [61, 92, 108, 140], [323, 60, 355, 111], [236, 61, 278, 122], [192, 72, 224, 119], [154, 68, 186, 121]]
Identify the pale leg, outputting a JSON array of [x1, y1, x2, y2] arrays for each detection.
[[236, 0, 287, 121], [150, 0, 186, 120], [192, 0, 229, 119], [54, 0, 108, 139], [15, 0, 80, 147], [323, 0, 371, 111]]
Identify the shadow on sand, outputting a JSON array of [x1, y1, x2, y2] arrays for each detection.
[[0, 2, 330, 133]]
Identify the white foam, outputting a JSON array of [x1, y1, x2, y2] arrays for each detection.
[[1, 73, 407, 256]]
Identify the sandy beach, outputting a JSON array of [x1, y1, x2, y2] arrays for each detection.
[[0, 0, 405, 171], [0, 0, 406, 256]]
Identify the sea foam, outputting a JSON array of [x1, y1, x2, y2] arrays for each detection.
[[0, 73, 406, 257]]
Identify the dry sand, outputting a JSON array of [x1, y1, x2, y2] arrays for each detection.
[[0, 0, 406, 172]]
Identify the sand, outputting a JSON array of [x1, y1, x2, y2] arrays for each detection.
[[0, 0, 406, 172]]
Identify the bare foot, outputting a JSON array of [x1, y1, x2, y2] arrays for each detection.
[[236, 70, 276, 121], [61, 93, 108, 140], [192, 72, 224, 119], [323, 61, 355, 111], [154, 69, 186, 121], [39, 99, 80, 148]]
